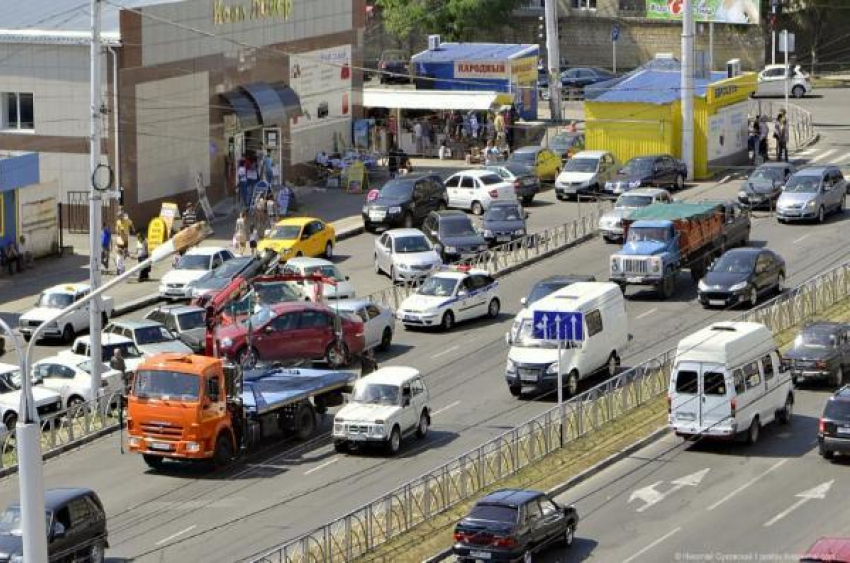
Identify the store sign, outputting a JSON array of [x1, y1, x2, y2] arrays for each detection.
[[213, 0, 293, 25], [647, 0, 759, 25], [454, 61, 508, 80], [510, 57, 538, 84]]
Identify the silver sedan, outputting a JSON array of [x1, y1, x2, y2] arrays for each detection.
[[374, 228, 444, 282]]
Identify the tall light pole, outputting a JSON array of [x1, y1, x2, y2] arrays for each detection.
[[681, 0, 695, 181], [89, 0, 105, 396], [544, 0, 562, 121]]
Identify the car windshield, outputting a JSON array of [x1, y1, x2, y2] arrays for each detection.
[[418, 277, 458, 297], [0, 506, 51, 536], [440, 219, 476, 237], [508, 151, 536, 164], [177, 311, 206, 330], [620, 158, 653, 175], [302, 265, 345, 282], [485, 205, 523, 221], [784, 176, 820, 193], [379, 181, 413, 199], [503, 163, 530, 176], [564, 158, 598, 173], [269, 225, 302, 240], [210, 259, 247, 278], [526, 281, 569, 305], [133, 370, 200, 401], [616, 195, 653, 208], [750, 168, 784, 182], [254, 283, 301, 304], [795, 327, 838, 348], [627, 227, 670, 243], [824, 400, 850, 420], [394, 236, 431, 253], [711, 253, 756, 274], [135, 325, 176, 345], [352, 382, 400, 405], [468, 504, 519, 524], [101, 342, 142, 360], [78, 361, 111, 375], [37, 292, 73, 309], [176, 254, 210, 270]]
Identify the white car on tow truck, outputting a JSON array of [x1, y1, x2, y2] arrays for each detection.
[[333, 367, 430, 455], [18, 284, 114, 343], [396, 267, 500, 331]]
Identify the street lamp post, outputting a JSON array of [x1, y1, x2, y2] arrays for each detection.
[[15, 222, 209, 561]]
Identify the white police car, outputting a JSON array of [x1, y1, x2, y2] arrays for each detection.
[[396, 267, 500, 331]]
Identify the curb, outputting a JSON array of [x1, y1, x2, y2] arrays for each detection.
[[336, 224, 365, 242], [114, 292, 162, 316]]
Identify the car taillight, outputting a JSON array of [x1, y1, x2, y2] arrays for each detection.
[[380, 62, 387, 69], [489, 189, 499, 198], [513, 180, 521, 191], [815, 360, 828, 369], [819, 418, 826, 433], [492, 536, 518, 548], [453, 531, 465, 543], [730, 397, 737, 417]]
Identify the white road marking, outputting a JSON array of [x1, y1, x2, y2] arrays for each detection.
[[432, 400, 460, 416], [303, 457, 339, 476], [837, 152, 850, 166], [707, 459, 788, 511], [155, 525, 197, 546], [797, 147, 818, 156], [719, 175, 731, 184], [621, 527, 681, 563], [432, 345, 459, 358], [810, 149, 837, 163], [793, 233, 812, 244], [635, 308, 658, 320], [764, 480, 834, 527], [629, 468, 710, 513]]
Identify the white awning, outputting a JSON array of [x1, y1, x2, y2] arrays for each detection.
[[363, 88, 504, 111]]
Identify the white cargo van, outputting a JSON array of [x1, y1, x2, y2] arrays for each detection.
[[669, 321, 793, 444], [505, 282, 628, 398]]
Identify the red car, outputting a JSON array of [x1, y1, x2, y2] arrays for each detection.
[[801, 538, 850, 562], [215, 302, 364, 368]]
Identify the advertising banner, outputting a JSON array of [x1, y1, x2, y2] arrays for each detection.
[[708, 101, 748, 161], [454, 60, 508, 80], [647, 0, 759, 25], [290, 44, 352, 132]]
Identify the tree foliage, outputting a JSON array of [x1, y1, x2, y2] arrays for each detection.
[[376, 0, 525, 42]]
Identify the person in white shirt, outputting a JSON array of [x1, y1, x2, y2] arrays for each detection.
[[413, 121, 423, 155], [438, 141, 452, 160]]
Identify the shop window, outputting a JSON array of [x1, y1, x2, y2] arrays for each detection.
[[571, 0, 597, 9], [1, 92, 34, 131]]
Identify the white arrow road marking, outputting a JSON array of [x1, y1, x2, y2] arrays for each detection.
[[764, 480, 834, 527], [629, 468, 710, 513]]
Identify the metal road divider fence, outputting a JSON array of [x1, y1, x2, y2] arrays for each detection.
[[249, 259, 850, 563], [361, 201, 611, 312], [0, 392, 124, 473]]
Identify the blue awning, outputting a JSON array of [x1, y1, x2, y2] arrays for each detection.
[[222, 83, 303, 128], [221, 90, 261, 129]]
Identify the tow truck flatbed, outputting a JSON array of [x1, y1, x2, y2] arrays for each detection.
[[241, 367, 357, 416]]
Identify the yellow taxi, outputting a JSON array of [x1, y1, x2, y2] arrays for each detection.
[[257, 217, 336, 260], [506, 146, 562, 182]]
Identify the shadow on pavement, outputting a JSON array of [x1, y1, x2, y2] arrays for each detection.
[[683, 413, 819, 458]]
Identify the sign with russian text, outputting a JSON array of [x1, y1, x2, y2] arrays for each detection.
[[647, 0, 759, 24], [454, 61, 508, 80], [213, 0, 293, 25]]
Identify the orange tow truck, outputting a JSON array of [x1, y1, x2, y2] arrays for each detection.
[[126, 353, 356, 470]]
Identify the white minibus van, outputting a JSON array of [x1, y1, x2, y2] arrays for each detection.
[[505, 282, 628, 398], [669, 321, 793, 444]]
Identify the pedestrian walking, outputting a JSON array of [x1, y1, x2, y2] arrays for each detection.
[[136, 233, 151, 282], [265, 193, 277, 223], [254, 192, 267, 232], [234, 212, 249, 255], [246, 158, 259, 206], [109, 348, 129, 392], [18, 235, 33, 268], [277, 185, 292, 217], [114, 249, 126, 276], [100, 223, 112, 270], [115, 212, 134, 258], [249, 226, 259, 255], [261, 151, 275, 184], [494, 111, 506, 146], [775, 110, 789, 162], [182, 202, 197, 229], [413, 120, 423, 155], [237, 159, 249, 209], [360, 348, 379, 376], [759, 114, 770, 162], [2, 242, 22, 275], [469, 112, 480, 140]]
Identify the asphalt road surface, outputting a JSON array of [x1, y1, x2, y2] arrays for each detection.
[[0, 90, 847, 562]]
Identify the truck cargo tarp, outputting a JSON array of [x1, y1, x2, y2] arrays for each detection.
[[242, 368, 355, 415], [627, 202, 718, 222]]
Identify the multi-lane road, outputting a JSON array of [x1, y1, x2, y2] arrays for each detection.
[[0, 90, 847, 562]]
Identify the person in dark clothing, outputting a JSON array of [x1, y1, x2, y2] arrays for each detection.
[[100, 224, 112, 270], [182, 202, 197, 229], [360, 349, 379, 376], [136, 233, 151, 282], [3, 242, 22, 275]]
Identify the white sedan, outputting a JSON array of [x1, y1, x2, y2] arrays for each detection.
[[32, 355, 124, 408], [333, 299, 395, 351], [396, 268, 500, 331], [159, 246, 234, 300], [374, 229, 443, 282], [0, 363, 63, 430], [281, 257, 356, 300]]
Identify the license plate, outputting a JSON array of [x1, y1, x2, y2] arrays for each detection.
[[497, 236, 511, 242], [626, 277, 643, 283], [369, 212, 386, 221], [709, 299, 726, 306], [403, 315, 417, 322], [349, 434, 367, 441], [470, 551, 492, 560], [677, 412, 696, 421], [521, 374, 537, 382], [838, 427, 850, 435], [148, 441, 173, 451]]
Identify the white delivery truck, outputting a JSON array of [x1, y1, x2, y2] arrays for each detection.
[[669, 321, 794, 444], [505, 282, 628, 398]]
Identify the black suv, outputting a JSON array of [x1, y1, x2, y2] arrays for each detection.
[[0, 488, 108, 562], [453, 489, 579, 562], [819, 386, 850, 460], [421, 210, 487, 263], [362, 174, 447, 232]]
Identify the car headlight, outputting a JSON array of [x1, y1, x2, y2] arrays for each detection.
[[729, 281, 748, 292], [506, 359, 516, 373], [515, 229, 526, 236], [629, 180, 641, 188], [362, 205, 368, 214], [546, 363, 559, 375], [611, 258, 620, 272], [806, 200, 817, 208], [444, 246, 457, 253], [389, 206, 402, 214], [698, 280, 708, 291], [128, 436, 142, 448], [396, 263, 411, 270], [221, 338, 233, 348], [185, 441, 201, 453], [482, 229, 493, 238], [738, 191, 747, 199]]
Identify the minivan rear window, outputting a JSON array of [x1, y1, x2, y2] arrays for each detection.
[[703, 372, 727, 396], [824, 400, 850, 420], [675, 371, 698, 394], [468, 504, 518, 523]]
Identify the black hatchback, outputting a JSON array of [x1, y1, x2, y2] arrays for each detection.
[[453, 489, 579, 562], [0, 488, 108, 562], [362, 174, 447, 232], [698, 248, 785, 309], [819, 386, 850, 460]]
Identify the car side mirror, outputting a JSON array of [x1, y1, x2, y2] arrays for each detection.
[[520, 297, 527, 306], [263, 325, 274, 334], [52, 521, 66, 540], [345, 275, 350, 281], [342, 392, 351, 404]]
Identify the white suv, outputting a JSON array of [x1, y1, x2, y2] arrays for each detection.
[[444, 170, 517, 215], [333, 367, 430, 455]]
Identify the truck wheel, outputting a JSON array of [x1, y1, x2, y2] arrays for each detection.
[[62, 324, 75, 344], [487, 298, 500, 319], [746, 418, 760, 445], [674, 174, 685, 191], [213, 434, 233, 468], [817, 206, 825, 224], [820, 445, 834, 460], [294, 402, 317, 440], [385, 425, 402, 455], [565, 370, 580, 398], [778, 394, 793, 424], [334, 440, 348, 453], [325, 342, 349, 368], [416, 411, 429, 439], [659, 270, 675, 299], [142, 454, 165, 471], [792, 85, 805, 99]]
